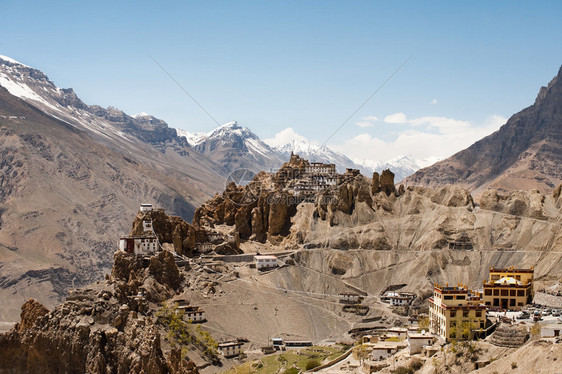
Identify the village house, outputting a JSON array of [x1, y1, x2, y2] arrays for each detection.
[[482, 266, 534, 310], [387, 292, 416, 306], [368, 341, 406, 361], [196, 242, 214, 254], [271, 338, 284, 349], [284, 340, 313, 347], [340, 293, 362, 303], [218, 341, 244, 357], [254, 255, 278, 270], [119, 235, 159, 255], [541, 323, 562, 338], [180, 305, 206, 323], [385, 327, 408, 341], [305, 162, 336, 176], [407, 333, 434, 354], [139, 203, 153, 212], [429, 282, 487, 341]]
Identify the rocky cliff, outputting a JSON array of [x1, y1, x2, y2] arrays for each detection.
[[193, 155, 561, 252], [0, 250, 199, 374], [404, 65, 562, 195]]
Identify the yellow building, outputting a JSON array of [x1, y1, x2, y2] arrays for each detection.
[[429, 283, 486, 341], [482, 266, 534, 310]]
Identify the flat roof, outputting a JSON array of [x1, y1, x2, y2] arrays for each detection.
[[368, 342, 404, 349], [218, 341, 244, 347], [254, 255, 278, 260], [540, 324, 562, 329], [408, 334, 434, 339]]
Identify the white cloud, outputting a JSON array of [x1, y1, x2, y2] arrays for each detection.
[[332, 114, 507, 166], [264, 127, 309, 148], [384, 112, 408, 124], [430, 99, 438, 104], [355, 115, 378, 128]]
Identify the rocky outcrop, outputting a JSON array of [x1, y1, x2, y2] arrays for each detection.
[[16, 299, 49, 332], [371, 172, 381, 194], [194, 177, 299, 243], [0, 250, 199, 374], [112, 250, 183, 304], [380, 169, 396, 196], [479, 189, 555, 220]]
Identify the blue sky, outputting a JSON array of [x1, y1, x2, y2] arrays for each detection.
[[2, 0, 562, 164]]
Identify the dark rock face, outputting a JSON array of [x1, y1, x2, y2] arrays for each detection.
[[193, 174, 299, 244], [112, 251, 182, 304], [16, 299, 49, 333], [404, 66, 562, 194], [380, 169, 396, 196]]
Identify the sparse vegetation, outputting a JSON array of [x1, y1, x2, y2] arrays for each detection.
[[157, 302, 219, 363], [223, 346, 345, 373], [418, 316, 429, 332], [305, 359, 321, 370], [530, 323, 541, 338], [511, 361, 518, 369]]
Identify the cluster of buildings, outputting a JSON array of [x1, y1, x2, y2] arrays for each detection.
[[429, 266, 535, 341], [275, 153, 363, 201], [353, 328, 435, 373]]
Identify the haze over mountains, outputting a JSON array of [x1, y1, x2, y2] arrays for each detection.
[[405, 65, 562, 195]]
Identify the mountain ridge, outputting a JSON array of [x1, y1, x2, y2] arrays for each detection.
[[404, 65, 562, 195]]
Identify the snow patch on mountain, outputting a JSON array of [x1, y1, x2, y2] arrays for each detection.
[[0, 55, 29, 67], [358, 154, 442, 182], [264, 127, 370, 173]]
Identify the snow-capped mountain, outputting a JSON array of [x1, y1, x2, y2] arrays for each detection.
[[360, 155, 442, 182], [263, 127, 370, 174], [178, 121, 285, 173], [0, 55, 229, 321]]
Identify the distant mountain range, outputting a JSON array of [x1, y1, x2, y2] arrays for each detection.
[[178, 122, 431, 181], [404, 65, 562, 195]]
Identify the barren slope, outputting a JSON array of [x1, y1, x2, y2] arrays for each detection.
[[0, 87, 222, 322]]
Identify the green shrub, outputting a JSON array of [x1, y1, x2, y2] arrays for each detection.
[[283, 368, 299, 374], [305, 359, 321, 370], [511, 362, 518, 369]]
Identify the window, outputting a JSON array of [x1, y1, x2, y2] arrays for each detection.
[[444, 296, 453, 300], [463, 310, 469, 317], [456, 295, 465, 300], [510, 290, 516, 297], [450, 311, 456, 317], [501, 289, 509, 296], [484, 289, 492, 296], [493, 289, 499, 296], [515, 275, 521, 280], [517, 290, 524, 297], [510, 299, 516, 306], [450, 321, 456, 328], [476, 311, 482, 317]]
